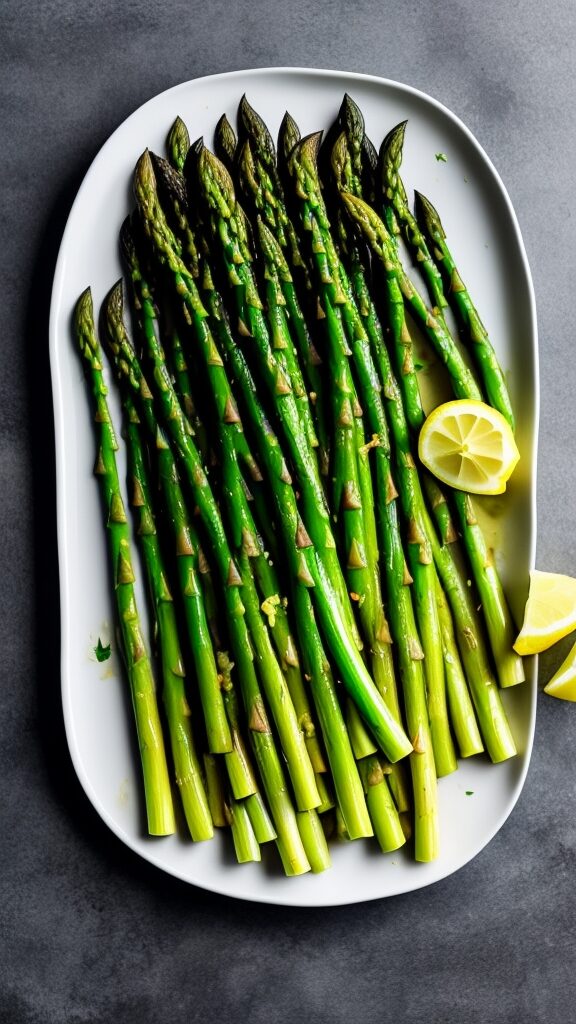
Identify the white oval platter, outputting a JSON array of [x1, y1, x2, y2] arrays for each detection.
[[49, 67, 538, 906]]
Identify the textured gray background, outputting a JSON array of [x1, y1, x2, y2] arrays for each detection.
[[2, 0, 576, 1021]]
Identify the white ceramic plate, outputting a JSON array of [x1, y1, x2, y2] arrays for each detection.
[[50, 67, 538, 906]]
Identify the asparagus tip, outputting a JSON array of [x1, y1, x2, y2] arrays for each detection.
[[291, 131, 323, 175], [414, 189, 445, 238], [167, 115, 191, 168], [278, 110, 301, 162], [73, 286, 94, 336], [339, 92, 365, 138]]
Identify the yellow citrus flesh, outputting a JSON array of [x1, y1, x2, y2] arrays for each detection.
[[418, 399, 520, 495], [543, 642, 576, 701], [513, 570, 576, 656]]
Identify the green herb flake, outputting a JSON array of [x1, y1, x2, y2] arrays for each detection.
[[95, 638, 111, 663], [435, 152, 448, 163], [465, 790, 474, 796]]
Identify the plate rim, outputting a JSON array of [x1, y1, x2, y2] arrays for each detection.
[[49, 65, 539, 907]]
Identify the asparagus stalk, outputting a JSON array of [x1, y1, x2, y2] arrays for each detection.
[[191, 145, 362, 649], [73, 288, 175, 836], [358, 756, 406, 853], [226, 796, 261, 863], [203, 754, 227, 827], [254, 216, 320, 454], [380, 121, 449, 320], [341, 187, 524, 691], [103, 280, 232, 756], [288, 134, 439, 859], [327, 128, 456, 779], [123, 394, 214, 841], [435, 580, 484, 758], [243, 792, 277, 844], [415, 189, 515, 429], [134, 157, 331, 778], [182, 148, 412, 762], [293, 587, 373, 839], [238, 144, 330, 473], [296, 810, 332, 872], [110, 249, 311, 875], [422, 474, 517, 762], [238, 95, 311, 291], [338, 190, 482, 401], [451, 491, 525, 688]]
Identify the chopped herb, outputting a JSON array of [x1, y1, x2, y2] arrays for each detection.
[[94, 638, 111, 662], [465, 790, 474, 796], [435, 152, 448, 163]]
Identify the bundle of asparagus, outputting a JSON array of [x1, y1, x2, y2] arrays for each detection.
[[73, 93, 523, 876]]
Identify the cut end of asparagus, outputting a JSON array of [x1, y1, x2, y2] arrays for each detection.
[[414, 189, 446, 239]]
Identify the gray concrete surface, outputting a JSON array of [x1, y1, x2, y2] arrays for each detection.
[[2, 0, 576, 1020]]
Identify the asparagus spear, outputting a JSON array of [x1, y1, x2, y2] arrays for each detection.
[[341, 188, 524, 691], [435, 579, 484, 758], [296, 809, 332, 872], [226, 796, 261, 863], [123, 392, 214, 840], [190, 145, 358, 638], [238, 95, 311, 291], [288, 134, 439, 859], [358, 756, 406, 853], [339, 190, 482, 401], [243, 792, 277, 844], [422, 474, 516, 762], [238, 147, 329, 471], [451, 491, 525, 688], [167, 116, 190, 177], [200, 309, 375, 837], [380, 121, 449, 320], [184, 146, 412, 762], [203, 754, 227, 827], [73, 288, 175, 837], [109, 253, 311, 875], [326, 130, 456, 779], [214, 113, 238, 172], [103, 279, 232, 757], [415, 189, 515, 429]]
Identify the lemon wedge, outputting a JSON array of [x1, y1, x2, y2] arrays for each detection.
[[513, 570, 576, 656], [544, 642, 576, 701], [418, 399, 520, 494]]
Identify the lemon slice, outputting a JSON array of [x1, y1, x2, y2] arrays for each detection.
[[418, 399, 520, 494], [544, 642, 576, 701], [513, 570, 576, 655]]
